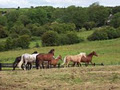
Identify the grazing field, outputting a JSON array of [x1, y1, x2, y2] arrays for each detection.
[[0, 37, 120, 65], [0, 66, 120, 90]]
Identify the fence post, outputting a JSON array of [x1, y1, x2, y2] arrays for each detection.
[[0, 63, 2, 71]]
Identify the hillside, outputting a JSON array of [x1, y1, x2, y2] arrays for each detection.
[[0, 30, 120, 65]]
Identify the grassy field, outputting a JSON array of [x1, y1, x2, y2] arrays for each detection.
[[0, 30, 120, 65], [0, 30, 120, 90], [0, 66, 120, 90]]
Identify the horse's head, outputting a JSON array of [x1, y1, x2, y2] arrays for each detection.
[[48, 49, 55, 55], [32, 51, 38, 54], [92, 51, 98, 56]]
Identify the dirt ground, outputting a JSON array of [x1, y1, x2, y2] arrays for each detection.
[[0, 65, 120, 90]]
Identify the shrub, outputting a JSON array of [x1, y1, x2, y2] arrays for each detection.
[[5, 37, 13, 50], [66, 32, 82, 44], [58, 34, 69, 45], [0, 41, 5, 51], [0, 25, 8, 38], [87, 27, 120, 41], [41, 31, 59, 46], [17, 35, 31, 49], [88, 28, 108, 41], [84, 21, 96, 30], [105, 27, 118, 39]]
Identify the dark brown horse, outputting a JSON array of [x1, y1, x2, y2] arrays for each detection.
[[13, 56, 32, 70], [36, 49, 55, 69], [81, 51, 98, 66], [50, 55, 62, 68]]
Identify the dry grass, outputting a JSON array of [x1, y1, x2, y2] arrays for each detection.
[[0, 66, 120, 90]]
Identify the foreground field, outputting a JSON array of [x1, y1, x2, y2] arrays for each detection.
[[0, 66, 120, 90]]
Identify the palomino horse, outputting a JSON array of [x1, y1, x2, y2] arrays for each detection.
[[36, 49, 55, 69], [81, 51, 98, 66], [18, 52, 39, 70], [50, 55, 62, 68], [62, 53, 86, 67]]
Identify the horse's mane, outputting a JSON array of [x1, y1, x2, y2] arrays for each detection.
[[48, 49, 55, 55]]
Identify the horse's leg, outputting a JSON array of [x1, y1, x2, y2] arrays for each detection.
[[77, 62, 80, 67], [47, 61, 50, 68], [30, 63, 32, 70], [42, 61, 44, 69], [13, 62, 17, 71], [36, 59, 40, 69], [90, 61, 95, 66], [72, 62, 76, 67]]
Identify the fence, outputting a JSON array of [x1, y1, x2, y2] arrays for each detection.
[[0, 63, 104, 71]]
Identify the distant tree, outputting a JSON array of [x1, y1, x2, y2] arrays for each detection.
[[0, 25, 8, 38], [110, 12, 120, 28], [88, 5, 110, 27], [0, 16, 7, 26], [41, 31, 59, 46], [27, 8, 47, 25], [18, 15, 31, 26]]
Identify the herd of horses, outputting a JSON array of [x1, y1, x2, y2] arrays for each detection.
[[13, 49, 98, 70]]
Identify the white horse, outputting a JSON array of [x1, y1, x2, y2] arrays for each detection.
[[18, 53, 39, 70], [61, 53, 86, 67]]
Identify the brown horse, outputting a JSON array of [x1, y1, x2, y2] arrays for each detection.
[[50, 55, 62, 68], [81, 51, 98, 66], [36, 49, 55, 69], [62, 53, 86, 67]]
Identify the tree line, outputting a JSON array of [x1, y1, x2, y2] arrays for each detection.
[[0, 2, 120, 51]]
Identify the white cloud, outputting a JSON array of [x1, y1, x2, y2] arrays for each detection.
[[0, 0, 120, 8]]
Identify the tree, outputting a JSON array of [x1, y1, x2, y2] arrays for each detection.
[[88, 5, 110, 27], [27, 8, 47, 25], [110, 12, 120, 28], [0, 16, 7, 26], [17, 35, 31, 49], [0, 25, 8, 38], [41, 31, 59, 46]]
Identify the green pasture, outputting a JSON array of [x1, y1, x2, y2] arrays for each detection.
[[0, 30, 120, 65]]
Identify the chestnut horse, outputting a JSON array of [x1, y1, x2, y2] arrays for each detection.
[[81, 51, 98, 66], [50, 55, 62, 68], [62, 53, 86, 67], [36, 49, 55, 69]]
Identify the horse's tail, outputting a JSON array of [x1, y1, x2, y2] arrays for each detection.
[[35, 56, 39, 69], [61, 56, 67, 65], [17, 55, 24, 69]]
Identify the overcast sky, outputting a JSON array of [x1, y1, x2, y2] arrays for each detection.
[[0, 0, 120, 8]]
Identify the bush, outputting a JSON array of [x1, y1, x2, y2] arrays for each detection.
[[105, 27, 118, 39], [58, 34, 69, 45], [88, 28, 108, 41], [84, 21, 96, 30], [5, 37, 13, 50], [0, 25, 8, 38], [41, 31, 59, 46], [17, 35, 31, 49], [88, 27, 120, 41], [0, 41, 5, 51], [66, 32, 82, 44]]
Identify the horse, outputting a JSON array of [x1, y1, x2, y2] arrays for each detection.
[[12, 56, 32, 70], [50, 55, 62, 68], [13, 56, 21, 70], [62, 53, 86, 67], [81, 51, 98, 66], [36, 49, 55, 69], [18, 52, 39, 70]]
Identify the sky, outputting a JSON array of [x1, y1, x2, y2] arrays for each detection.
[[0, 0, 120, 8]]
